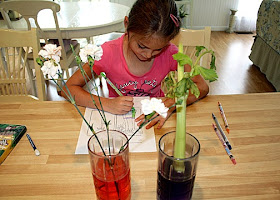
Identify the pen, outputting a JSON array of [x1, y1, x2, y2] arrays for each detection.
[[100, 72, 136, 118], [212, 124, 236, 165], [26, 134, 40, 156], [218, 101, 230, 133], [212, 113, 232, 150]]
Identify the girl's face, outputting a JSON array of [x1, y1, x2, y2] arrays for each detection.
[[127, 32, 170, 62]]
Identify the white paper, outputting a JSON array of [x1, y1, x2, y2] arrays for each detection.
[[75, 97, 157, 154]]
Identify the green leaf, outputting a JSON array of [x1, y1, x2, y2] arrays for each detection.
[[164, 74, 174, 87], [210, 54, 216, 70], [163, 72, 177, 98], [175, 78, 192, 98], [75, 55, 82, 65], [183, 71, 191, 79], [88, 55, 95, 67], [192, 65, 201, 77], [190, 82, 200, 98], [176, 98, 183, 105], [197, 66, 218, 82], [173, 52, 192, 66], [195, 46, 206, 57], [36, 58, 43, 66]]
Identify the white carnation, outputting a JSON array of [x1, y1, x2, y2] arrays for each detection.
[[41, 60, 61, 77], [141, 98, 169, 118], [79, 44, 103, 63], [39, 44, 62, 63]]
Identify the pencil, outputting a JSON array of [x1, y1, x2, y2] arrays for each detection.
[[100, 72, 123, 96], [212, 124, 236, 165], [212, 113, 232, 150], [100, 72, 136, 118], [218, 102, 230, 133], [26, 134, 40, 156]]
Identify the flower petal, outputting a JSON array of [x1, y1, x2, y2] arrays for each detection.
[[141, 98, 168, 118], [79, 44, 103, 63]]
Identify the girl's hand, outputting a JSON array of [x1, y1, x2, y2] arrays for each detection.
[[135, 98, 176, 129], [107, 96, 134, 115]]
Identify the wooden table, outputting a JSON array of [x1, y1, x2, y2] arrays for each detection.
[[0, 93, 279, 199], [0, 2, 130, 39]]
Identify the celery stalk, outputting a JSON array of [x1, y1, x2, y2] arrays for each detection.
[[165, 43, 217, 172], [174, 44, 186, 162]]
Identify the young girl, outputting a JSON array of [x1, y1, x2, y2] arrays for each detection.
[[63, 0, 209, 129]]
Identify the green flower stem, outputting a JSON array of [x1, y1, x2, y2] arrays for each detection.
[[119, 102, 177, 153], [88, 64, 107, 117], [105, 125, 111, 156], [50, 75, 107, 157], [100, 72, 136, 118], [88, 61, 112, 156], [70, 45, 106, 122], [70, 45, 111, 156], [119, 111, 158, 153], [74, 57, 107, 125], [77, 57, 111, 156]]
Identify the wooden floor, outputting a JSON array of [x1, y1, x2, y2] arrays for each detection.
[[209, 31, 276, 95], [46, 31, 276, 101]]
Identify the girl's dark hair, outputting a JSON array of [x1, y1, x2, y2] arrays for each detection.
[[127, 0, 181, 40]]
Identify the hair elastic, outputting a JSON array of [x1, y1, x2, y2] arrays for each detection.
[[170, 14, 179, 27]]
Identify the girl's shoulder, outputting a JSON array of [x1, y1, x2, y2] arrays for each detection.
[[158, 43, 178, 61], [166, 43, 179, 54], [101, 34, 124, 53], [160, 43, 178, 58], [155, 43, 178, 71]]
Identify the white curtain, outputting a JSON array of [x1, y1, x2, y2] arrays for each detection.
[[235, 0, 262, 32]]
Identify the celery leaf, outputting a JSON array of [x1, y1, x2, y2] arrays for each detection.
[[198, 66, 218, 82], [195, 46, 206, 57], [173, 52, 192, 66]]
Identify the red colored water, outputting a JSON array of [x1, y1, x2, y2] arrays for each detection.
[[93, 169, 131, 200]]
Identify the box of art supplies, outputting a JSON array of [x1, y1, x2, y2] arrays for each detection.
[[0, 124, 26, 165]]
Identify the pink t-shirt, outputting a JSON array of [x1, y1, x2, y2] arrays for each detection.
[[94, 34, 178, 97]]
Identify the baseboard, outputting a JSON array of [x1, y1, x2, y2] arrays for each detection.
[[186, 26, 228, 31]]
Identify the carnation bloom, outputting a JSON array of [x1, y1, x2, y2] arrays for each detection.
[[41, 60, 61, 77], [38, 44, 62, 63], [141, 98, 169, 118], [79, 44, 103, 63]]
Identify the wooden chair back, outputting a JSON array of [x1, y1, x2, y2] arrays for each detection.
[[0, 28, 46, 101], [171, 27, 211, 68], [0, 0, 80, 79]]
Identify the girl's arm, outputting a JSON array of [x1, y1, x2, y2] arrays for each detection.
[[184, 64, 209, 105], [61, 63, 134, 114], [186, 74, 209, 105]]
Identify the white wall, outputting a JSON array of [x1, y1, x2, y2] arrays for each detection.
[[192, 0, 239, 31], [110, 0, 136, 8], [110, 0, 239, 31]]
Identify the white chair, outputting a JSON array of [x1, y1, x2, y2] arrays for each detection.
[[0, 0, 80, 82], [0, 28, 46, 101], [171, 27, 211, 68]]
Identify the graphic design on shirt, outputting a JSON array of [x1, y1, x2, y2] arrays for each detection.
[[117, 79, 158, 97]]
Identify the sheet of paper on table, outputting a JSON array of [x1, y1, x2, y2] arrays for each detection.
[[75, 97, 157, 154]]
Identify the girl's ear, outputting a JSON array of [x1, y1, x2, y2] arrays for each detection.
[[124, 16, 129, 31]]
